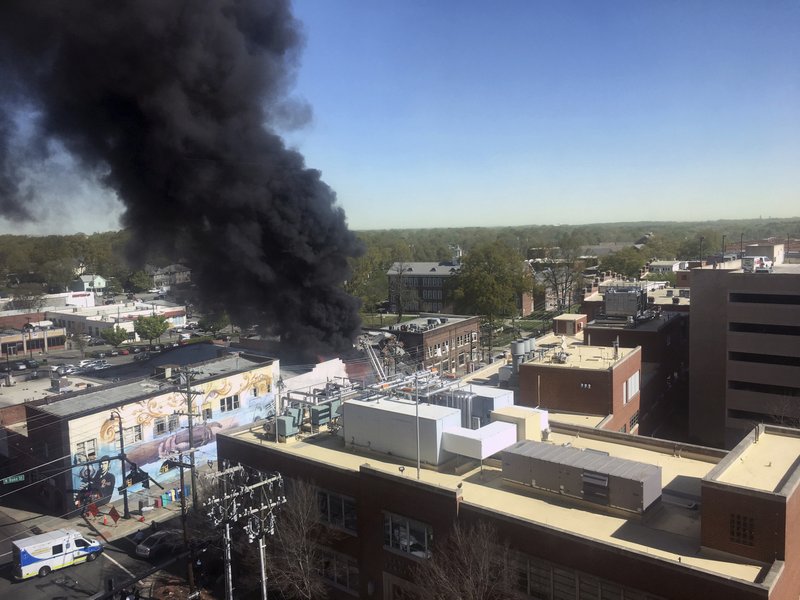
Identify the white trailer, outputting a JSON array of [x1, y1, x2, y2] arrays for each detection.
[[12, 528, 102, 580]]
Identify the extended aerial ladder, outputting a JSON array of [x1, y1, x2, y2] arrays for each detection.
[[359, 336, 387, 382]]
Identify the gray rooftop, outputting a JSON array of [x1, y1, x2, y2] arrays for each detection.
[[387, 261, 460, 276], [35, 354, 268, 418], [504, 440, 660, 482]]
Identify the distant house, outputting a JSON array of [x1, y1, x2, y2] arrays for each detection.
[[69, 274, 107, 295], [648, 260, 686, 274], [152, 264, 192, 289]]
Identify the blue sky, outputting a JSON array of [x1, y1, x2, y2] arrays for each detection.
[[3, 1, 798, 234], [285, 0, 800, 230]]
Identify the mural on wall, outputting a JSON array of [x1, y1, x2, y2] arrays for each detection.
[[71, 367, 275, 507], [76, 455, 116, 508]]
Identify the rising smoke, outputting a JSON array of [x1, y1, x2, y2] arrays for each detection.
[[0, 1, 363, 360]]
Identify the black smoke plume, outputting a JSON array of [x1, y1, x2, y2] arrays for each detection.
[[0, 1, 362, 360]]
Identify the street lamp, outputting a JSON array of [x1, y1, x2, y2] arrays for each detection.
[[109, 410, 131, 519]]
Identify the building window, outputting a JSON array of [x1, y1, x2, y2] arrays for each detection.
[[203, 404, 213, 420], [168, 414, 180, 432], [514, 551, 667, 600], [624, 371, 640, 404], [629, 411, 640, 431], [220, 394, 240, 412], [123, 425, 143, 446], [384, 512, 432, 558], [75, 439, 97, 461], [318, 490, 357, 533], [153, 417, 167, 437], [320, 546, 359, 593], [730, 514, 755, 546]]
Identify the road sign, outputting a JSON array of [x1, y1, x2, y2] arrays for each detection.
[[1, 474, 24, 484]]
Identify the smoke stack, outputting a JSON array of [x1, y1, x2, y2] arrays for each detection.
[[0, 0, 362, 362]]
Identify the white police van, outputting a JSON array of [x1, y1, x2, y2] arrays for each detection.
[[12, 528, 103, 580]]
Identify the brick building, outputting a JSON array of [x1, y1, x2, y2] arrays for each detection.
[[383, 315, 481, 375], [517, 336, 642, 434], [217, 399, 800, 600]]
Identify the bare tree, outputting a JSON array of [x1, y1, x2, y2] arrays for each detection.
[[412, 521, 516, 600], [536, 247, 585, 313], [388, 261, 418, 322], [266, 479, 329, 600]]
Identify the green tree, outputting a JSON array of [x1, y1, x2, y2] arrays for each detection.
[[127, 270, 152, 293], [676, 231, 721, 261], [450, 241, 531, 354], [344, 247, 387, 314], [198, 312, 230, 336], [134, 315, 169, 345], [100, 326, 130, 347], [601, 247, 646, 278]]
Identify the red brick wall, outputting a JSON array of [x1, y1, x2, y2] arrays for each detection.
[[517, 349, 642, 433], [771, 485, 800, 600], [218, 432, 776, 600], [701, 483, 786, 563]]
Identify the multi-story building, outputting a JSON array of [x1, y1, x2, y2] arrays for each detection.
[[151, 264, 192, 289], [16, 353, 278, 515], [383, 315, 481, 375], [218, 394, 800, 600], [689, 263, 800, 448], [516, 334, 642, 434], [387, 261, 459, 313]]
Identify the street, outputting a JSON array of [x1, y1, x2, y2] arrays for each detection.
[[0, 533, 152, 600]]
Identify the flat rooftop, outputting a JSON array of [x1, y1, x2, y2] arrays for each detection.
[[548, 411, 605, 428], [34, 355, 269, 418], [553, 313, 586, 322], [714, 429, 800, 493], [224, 425, 765, 582], [523, 333, 636, 371], [0, 373, 97, 409]]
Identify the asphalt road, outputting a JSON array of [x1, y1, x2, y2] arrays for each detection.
[[0, 533, 150, 600]]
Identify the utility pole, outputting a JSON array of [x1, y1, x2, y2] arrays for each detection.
[[205, 463, 244, 600], [177, 368, 201, 508], [161, 451, 197, 598], [110, 410, 130, 519], [205, 464, 286, 600]]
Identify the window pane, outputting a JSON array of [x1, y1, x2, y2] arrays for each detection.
[[343, 497, 357, 531], [330, 495, 344, 527]]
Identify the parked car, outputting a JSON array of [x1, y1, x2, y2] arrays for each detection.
[[132, 347, 142, 354], [119, 349, 130, 355], [23, 359, 39, 369], [91, 351, 106, 359], [109, 349, 119, 357], [134, 530, 183, 561], [78, 359, 95, 368]]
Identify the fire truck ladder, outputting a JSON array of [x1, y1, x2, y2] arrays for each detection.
[[360, 337, 387, 382]]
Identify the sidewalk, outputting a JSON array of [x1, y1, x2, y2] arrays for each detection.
[[0, 492, 187, 549]]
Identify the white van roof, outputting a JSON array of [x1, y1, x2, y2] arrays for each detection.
[[12, 528, 75, 550]]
